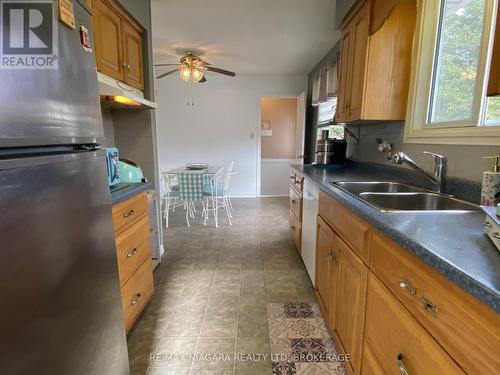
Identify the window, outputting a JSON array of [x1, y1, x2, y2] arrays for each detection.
[[405, 0, 500, 144], [317, 98, 337, 126]]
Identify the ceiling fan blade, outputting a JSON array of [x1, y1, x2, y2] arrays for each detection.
[[154, 63, 180, 67], [199, 76, 207, 83], [156, 69, 179, 79], [205, 66, 236, 77]]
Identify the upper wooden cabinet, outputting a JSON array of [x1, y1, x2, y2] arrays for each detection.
[[336, 0, 417, 123], [92, 0, 144, 90]]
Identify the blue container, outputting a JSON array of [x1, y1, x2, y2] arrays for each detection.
[[105, 147, 120, 186]]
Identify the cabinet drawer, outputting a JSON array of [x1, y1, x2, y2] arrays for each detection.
[[289, 210, 301, 254], [371, 232, 500, 375], [112, 192, 148, 235], [289, 187, 302, 219], [120, 259, 153, 333], [365, 273, 466, 375], [319, 191, 371, 263], [115, 215, 151, 286]]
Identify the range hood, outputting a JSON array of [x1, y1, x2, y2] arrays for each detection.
[[97, 72, 159, 109]]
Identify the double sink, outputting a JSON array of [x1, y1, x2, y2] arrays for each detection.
[[332, 181, 479, 213]]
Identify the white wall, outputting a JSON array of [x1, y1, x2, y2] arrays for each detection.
[[156, 74, 307, 196]]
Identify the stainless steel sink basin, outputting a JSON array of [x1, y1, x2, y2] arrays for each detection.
[[331, 181, 479, 212], [359, 192, 479, 212], [334, 181, 425, 195]]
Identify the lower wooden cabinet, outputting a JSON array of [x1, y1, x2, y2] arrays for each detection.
[[289, 174, 303, 255], [120, 258, 153, 332], [332, 237, 368, 375], [112, 191, 154, 334], [313, 189, 499, 375], [364, 273, 466, 374], [315, 215, 337, 318]]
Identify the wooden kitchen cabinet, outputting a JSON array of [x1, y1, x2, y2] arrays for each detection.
[[289, 172, 304, 255], [332, 236, 368, 375], [336, 0, 416, 122], [315, 215, 338, 321], [92, 0, 144, 90], [313, 186, 500, 375], [93, 0, 123, 81], [122, 21, 144, 90], [364, 274, 466, 375], [112, 191, 153, 333]]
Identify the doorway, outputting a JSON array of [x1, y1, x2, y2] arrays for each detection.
[[259, 93, 305, 196]]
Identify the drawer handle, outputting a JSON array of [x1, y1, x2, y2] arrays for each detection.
[[484, 220, 492, 228], [131, 293, 141, 306], [123, 209, 135, 218], [396, 353, 411, 375], [127, 248, 138, 258], [399, 281, 416, 295], [491, 231, 500, 239], [420, 297, 438, 315]]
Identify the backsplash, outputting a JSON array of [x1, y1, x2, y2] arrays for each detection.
[[346, 122, 500, 184]]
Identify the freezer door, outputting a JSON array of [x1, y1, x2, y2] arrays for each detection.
[[0, 1, 103, 147], [0, 151, 129, 375]]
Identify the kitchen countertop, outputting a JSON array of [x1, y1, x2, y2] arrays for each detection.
[[110, 182, 152, 205], [292, 163, 500, 313]]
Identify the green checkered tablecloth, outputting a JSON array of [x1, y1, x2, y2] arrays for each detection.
[[166, 165, 224, 201]]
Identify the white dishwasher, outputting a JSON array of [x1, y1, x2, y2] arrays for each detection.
[[301, 179, 319, 286]]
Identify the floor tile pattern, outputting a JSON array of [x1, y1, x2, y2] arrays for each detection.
[[268, 303, 346, 375], [127, 198, 317, 375]]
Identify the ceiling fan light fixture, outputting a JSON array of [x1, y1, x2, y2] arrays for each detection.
[[179, 66, 191, 81], [192, 68, 204, 82]]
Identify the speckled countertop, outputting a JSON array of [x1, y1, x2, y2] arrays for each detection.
[[110, 182, 152, 205], [292, 164, 500, 313]]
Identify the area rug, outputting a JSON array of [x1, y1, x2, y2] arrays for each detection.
[[267, 303, 346, 375]]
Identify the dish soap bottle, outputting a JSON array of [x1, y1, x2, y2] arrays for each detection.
[[481, 156, 500, 206]]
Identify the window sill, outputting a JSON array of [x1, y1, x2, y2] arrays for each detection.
[[404, 126, 500, 145]]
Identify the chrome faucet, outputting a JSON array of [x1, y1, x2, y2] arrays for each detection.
[[391, 151, 447, 193]]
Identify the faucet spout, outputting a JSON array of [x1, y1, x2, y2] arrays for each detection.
[[391, 151, 447, 193]]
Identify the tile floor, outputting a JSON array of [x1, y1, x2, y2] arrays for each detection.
[[127, 198, 317, 375]]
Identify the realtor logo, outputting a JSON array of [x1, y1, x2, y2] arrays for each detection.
[[1, 0, 58, 69]]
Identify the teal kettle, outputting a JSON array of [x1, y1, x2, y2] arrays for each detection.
[[118, 158, 146, 183]]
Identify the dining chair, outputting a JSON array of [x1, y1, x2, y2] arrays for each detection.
[[224, 161, 238, 216], [159, 172, 185, 228], [178, 171, 206, 227], [202, 168, 231, 227]]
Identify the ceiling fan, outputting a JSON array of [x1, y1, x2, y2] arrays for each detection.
[[154, 51, 236, 83]]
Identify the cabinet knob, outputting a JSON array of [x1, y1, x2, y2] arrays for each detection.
[[327, 252, 335, 262], [398, 281, 416, 295], [123, 209, 135, 218], [127, 248, 138, 258], [396, 353, 411, 375], [131, 293, 142, 306], [291, 226, 296, 231], [127, 64, 131, 70], [291, 199, 296, 204], [420, 297, 438, 315]]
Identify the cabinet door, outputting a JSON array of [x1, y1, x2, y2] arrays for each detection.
[[93, 0, 123, 81], [347, 1, 369, 122], [364, 274, 466, 375], [315, 215, 336, 318], [122, 22, 144, 90], [336, 30, 351, 123], [333, 236, 368, 374]]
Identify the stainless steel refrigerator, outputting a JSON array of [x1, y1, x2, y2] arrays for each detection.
[[0, 1, 129, 374]]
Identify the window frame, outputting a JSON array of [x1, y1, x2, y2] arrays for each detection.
[[404, 0, 500, 145]]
